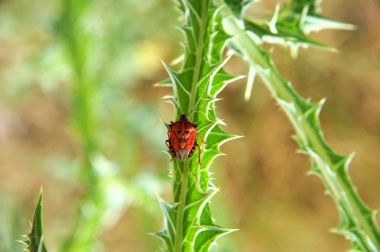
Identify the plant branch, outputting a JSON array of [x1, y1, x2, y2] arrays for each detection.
[[220, 8, 380, 251], [188, 0, 208, 119]]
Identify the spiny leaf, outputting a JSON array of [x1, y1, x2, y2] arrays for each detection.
[[23, 190, 48, 252], [194, 226, 237, 252], [155, 78, 173, 88], [244, 20, 332, 52], [223, 0, 254, 18], [282, 2, 355, 34], [288, 0, 323, 16], [225, 0, 352, 61], [154, 199, 178, 251]]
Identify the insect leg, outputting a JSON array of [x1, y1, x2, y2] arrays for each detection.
[[165, 139, 169, 147], [195, 143, 201, 164], [196, 133, 206, 145]]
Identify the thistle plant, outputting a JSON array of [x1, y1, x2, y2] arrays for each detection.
[[155, 1, 242, 251], [18, 0, 380, 251], [157, 0, 380, 251]]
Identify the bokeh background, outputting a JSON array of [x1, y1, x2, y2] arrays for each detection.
[[1, 0, 380, 251]]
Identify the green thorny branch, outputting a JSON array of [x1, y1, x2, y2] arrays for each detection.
[[156, 0, 242, 251], [158, 0, 380, 251], [217, 0, 380, 251]]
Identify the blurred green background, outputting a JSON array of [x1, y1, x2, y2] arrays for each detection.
[[0, 0, 379, 251]]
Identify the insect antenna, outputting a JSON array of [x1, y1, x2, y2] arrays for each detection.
[[187, 101, 201, 116], [170, 97, 183, 114]]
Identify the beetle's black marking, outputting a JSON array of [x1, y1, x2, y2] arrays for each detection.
[[166, 140, 176, 156]]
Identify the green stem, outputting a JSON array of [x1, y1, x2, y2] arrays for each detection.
[[187, 0, 208, 119], [173, 1, 210, 251], [174, 160, 190, 252], [222, 11, 380, 251]]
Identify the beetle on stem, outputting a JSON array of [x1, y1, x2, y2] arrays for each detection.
[[165, 113, 206, 164]]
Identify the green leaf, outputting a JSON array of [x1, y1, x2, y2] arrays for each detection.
[[244, 19, 333, 52], [194, 226, 237, 252], [288, 0, 323, 16], [282, 1, 355, 34], [224, 0, 353, 58], [223, 0, 254, 18], [154, 199, 178, 251], [23, 190, 48, 252]]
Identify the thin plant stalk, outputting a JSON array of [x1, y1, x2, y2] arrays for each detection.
[[58, 0, 105, 251]]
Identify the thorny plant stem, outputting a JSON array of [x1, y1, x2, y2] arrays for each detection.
[[222, 12, 380, 250], [173, 1, 210, 252], [174, 160, 190, 252], [187, 0, 208, 120]]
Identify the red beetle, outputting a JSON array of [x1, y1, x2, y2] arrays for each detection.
[[165, 114, 206, 164]]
